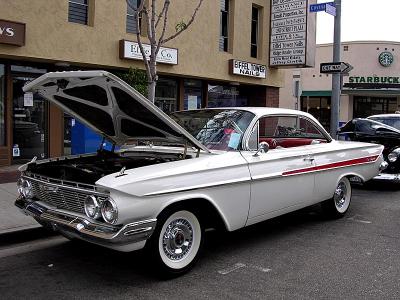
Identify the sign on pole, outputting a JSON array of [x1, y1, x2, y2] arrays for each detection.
[[309, 2, 336, 16], [325, 3, 336, 16], [269, 0, 317, 68], [320, 62, 353, 74]]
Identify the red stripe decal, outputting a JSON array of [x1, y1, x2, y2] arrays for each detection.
[[282, 155, 379, 176]]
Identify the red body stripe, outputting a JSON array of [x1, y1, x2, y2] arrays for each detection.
[[282, 155, 379, 176]]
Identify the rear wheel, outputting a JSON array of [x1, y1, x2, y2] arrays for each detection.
[[147, 209, 203, 277], [322, 177, 352, 218]]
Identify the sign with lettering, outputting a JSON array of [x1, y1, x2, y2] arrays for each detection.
[[320, 62, 353, 74], [0, 19, 25, 46], [230, 60, 267, 79], [119, 40, 178, 65], [349, 76, 400, 84], [270, 0, 317, 68]]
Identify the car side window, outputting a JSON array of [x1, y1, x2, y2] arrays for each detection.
[[298, 118, 326, 139], [253, 115, 328, 150]]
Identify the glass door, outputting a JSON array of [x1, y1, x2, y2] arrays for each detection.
[[12, 66, 48, 163]]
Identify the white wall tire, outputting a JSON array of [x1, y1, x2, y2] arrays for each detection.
[[148, 209, 203, 276], [322, 177, 352, 218]]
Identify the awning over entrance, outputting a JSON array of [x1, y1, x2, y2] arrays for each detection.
[[301, 90, 332, 97], [342, 89, 400, 96]]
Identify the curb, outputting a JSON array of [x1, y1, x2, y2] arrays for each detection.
[[0, 225, 58, 247]]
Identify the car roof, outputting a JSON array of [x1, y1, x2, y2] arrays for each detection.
[[368, 114, 400, 118], [198, 107, 315, 119]]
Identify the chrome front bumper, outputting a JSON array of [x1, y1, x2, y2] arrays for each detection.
[[373, 173, 400, 182], [15, 197, 157, 251]]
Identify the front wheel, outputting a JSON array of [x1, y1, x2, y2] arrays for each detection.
[[322, 177, 352, 218], [147, 209, 203, 277]]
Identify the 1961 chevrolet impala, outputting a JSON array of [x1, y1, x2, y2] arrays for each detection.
[[16, 71, 385, 276]]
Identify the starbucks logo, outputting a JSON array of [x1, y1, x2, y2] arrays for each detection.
[[379, 51, 394, 67]]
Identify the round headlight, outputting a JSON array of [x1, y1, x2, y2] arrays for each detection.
[[17, 178, 33, 198], [101, 198, 118, 224], [388, 152, 398, 163], [84, 195, 101, 219], [388, 148, 400, 163]]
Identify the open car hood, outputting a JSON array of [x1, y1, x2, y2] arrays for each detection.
[[23, 71, 209, 152]]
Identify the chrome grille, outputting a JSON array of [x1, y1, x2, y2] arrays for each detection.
[[24, 174, 109, 214]]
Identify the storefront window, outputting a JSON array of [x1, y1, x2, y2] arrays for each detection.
[[353, 96, 397, 118], [155, 78, 178, 113], [301, 96, 331, 131], [184, 79, 202, 110], [11, 66, 48, 162], [0, 65, 5, 146], [207, 84, 247, 108]]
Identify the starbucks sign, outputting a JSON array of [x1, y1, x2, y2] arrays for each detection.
[[379, 51, 394, 67]]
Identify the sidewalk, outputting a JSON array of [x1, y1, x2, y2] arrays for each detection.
[[0, 182, 40, 235]]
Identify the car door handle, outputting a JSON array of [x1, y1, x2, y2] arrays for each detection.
[[303, 155, 315, 162]]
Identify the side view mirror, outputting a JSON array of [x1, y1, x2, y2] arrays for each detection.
[[253, 141, 269, 157]]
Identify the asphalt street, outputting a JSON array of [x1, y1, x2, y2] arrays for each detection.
[[0, 183, 399, 300]]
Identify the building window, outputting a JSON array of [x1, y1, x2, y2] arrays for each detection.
[[251, 6, 259, 58], [68, 0, 89, 25], [184, 80, 203, 110], [353, 96, 397, 118], [208, 84, 247, 108], [127, 0, 141, 34], [0, 65, 5, 146], [219, 0, 230, 52], [301, 96, 331, 132], [155, 78, 178, 114]]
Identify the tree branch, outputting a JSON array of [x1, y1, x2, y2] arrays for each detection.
[[155, 0, 169, 28], [134, 6, 151, 82], [161, 0, 204, 44], [155, 0, 170, 56]]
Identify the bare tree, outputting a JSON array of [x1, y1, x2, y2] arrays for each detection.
[[126, 0, 204, 103]]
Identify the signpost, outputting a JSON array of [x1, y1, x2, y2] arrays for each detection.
[[320, 62, 353, 74], [310, 0, 341, 137]]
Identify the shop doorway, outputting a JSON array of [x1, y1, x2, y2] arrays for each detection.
[[301, 96, 331, 132], [11, 66, 48, 163]]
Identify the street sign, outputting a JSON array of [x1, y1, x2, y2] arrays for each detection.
[[320, 62, 353, 74], [325, 3, 336, 16], [310, 2, 335, 15], [310, 3, 327, 13]]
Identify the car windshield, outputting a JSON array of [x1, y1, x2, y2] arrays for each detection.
[[170, 109, 255, 151], [368, 117, 400, 130]]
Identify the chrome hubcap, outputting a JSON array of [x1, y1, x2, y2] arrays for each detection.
[[334, 182, 347, 209], [162, 218, 193, 261]]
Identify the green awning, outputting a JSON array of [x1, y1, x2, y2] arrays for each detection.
[[301, 91, 332, 97]]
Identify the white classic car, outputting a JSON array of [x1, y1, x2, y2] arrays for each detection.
[[16, 71, 385, 276]]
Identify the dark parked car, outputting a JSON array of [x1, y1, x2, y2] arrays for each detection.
[[338, 114, 400, 181]]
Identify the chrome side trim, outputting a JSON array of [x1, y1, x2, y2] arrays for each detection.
[[143, 176, 251, 196]]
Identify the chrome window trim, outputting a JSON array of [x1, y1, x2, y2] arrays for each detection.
[[243, 114, 332, 151]]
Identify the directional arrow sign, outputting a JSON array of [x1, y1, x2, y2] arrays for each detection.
[[320, 62, 354, 74]]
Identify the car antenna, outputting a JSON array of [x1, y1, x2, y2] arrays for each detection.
[[99, 137, 105, 151]]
